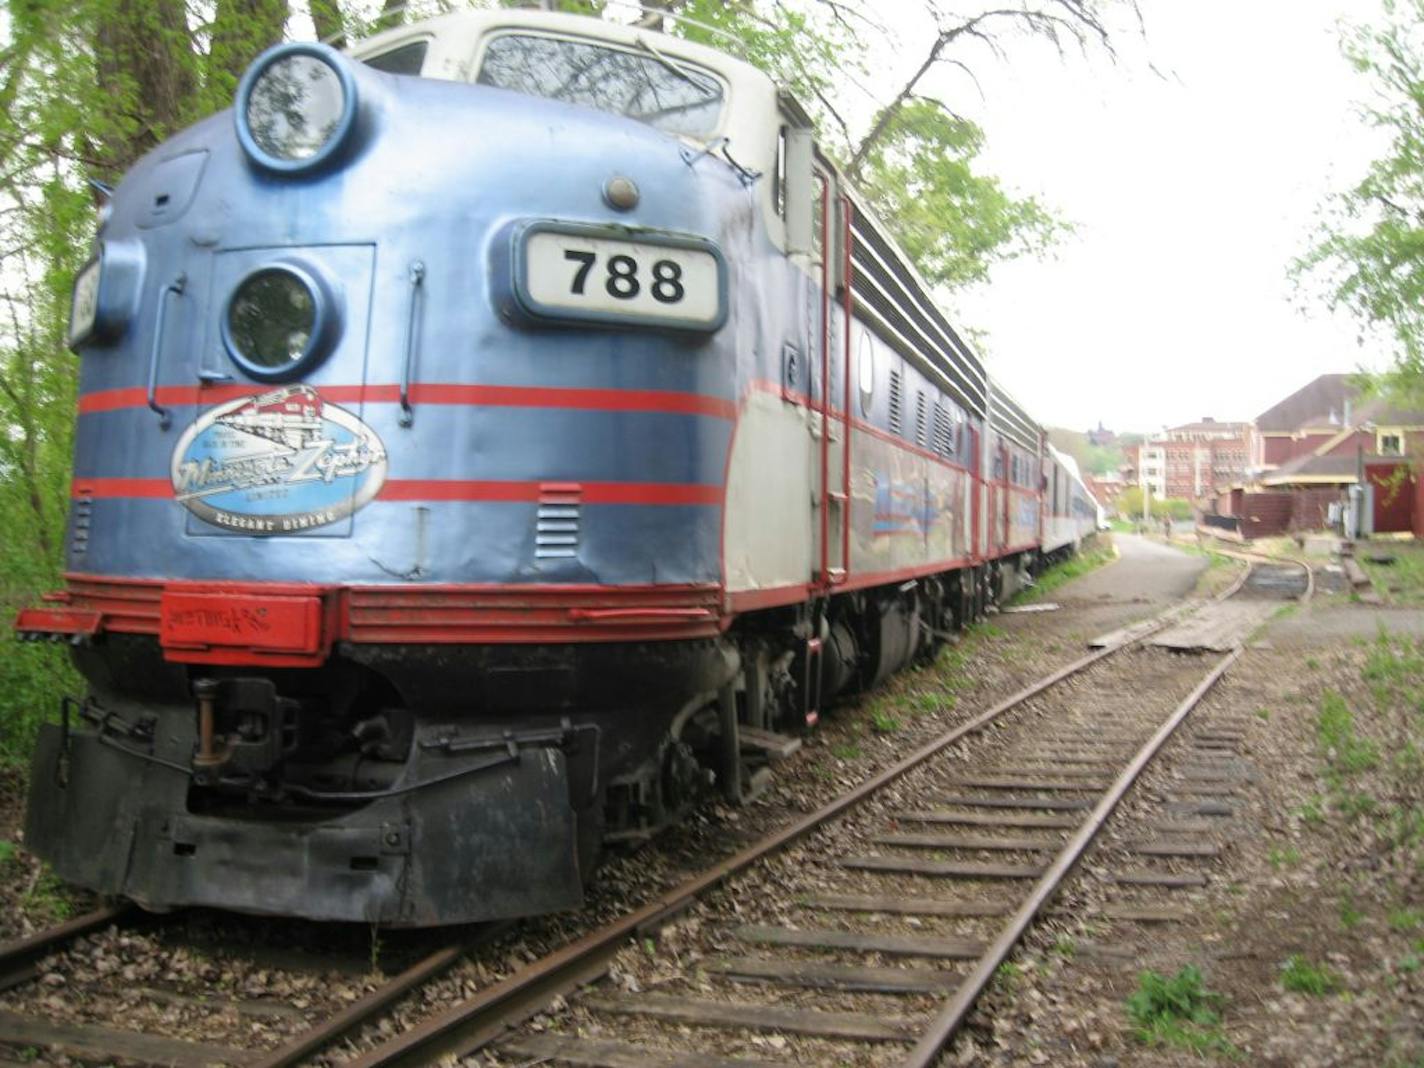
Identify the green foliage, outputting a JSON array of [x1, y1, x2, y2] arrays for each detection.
[[1281, 954, 1341, 996], [831, 742, 862, 760], [870, 710, 902, 734], [1125, 966, 1238, 1057], [1294, 0, 1424, 400], [1317, 691, 1381, 778], [1010, 542, 1114, 604], [1268, 845, 1302, 869], [1115, 486, 1192, 520], [855, 100, 1069, 289]]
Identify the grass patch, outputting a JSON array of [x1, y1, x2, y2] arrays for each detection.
[[1339, 894, 1365, 929], [1125, 965, 1237, 1057], [18, 866, 74, 925], [1267, 845, 1301, 869], [831, 743, 862, 760], [870, 710, 902, 734], [1358, 541, 1424, 606], [1280, 954, 1341, 995], [1010, 542, 1116, 605], [1317, 691, 1380, 778]]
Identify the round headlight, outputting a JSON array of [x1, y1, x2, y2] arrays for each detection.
[[236, 44, 357, 172], [223, 264, 336, 380]]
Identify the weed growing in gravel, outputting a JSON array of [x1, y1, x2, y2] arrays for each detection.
[[1051, 935, 1076, 958], [1296, 795, 1325, 825], [1339, 895, 1365, 929], [831, 743, 862, 760], [1306, 657, 1320, 670], [870, 711, 902, 734], [1281, 954, 1341, 995], [1256, 707, 1271, 721], [1009, 544, 1116, 604], [1125, 965, 1238, 1057], [19, 867, 73, 924], [1317, 691, 1380, 779], [1267, 845, 1302, 869], [0, 840, 15, 864], [993, 961, 1023, 990], [1389, 908, 1424, 932]]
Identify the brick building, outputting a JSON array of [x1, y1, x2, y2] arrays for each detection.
[[1134, 418, 1253, 503], [1206, 374, 1424, 538]]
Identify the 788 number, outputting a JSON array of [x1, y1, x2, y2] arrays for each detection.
[[563, 250, 685, 305]]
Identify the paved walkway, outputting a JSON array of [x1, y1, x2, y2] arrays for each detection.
[[1059, 533, 1208, 606]]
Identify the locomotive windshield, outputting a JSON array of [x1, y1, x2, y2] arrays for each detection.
[[476, 33, 723, 138]]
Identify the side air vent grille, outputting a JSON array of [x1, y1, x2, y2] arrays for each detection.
[[888, 368, 903, 436], [535, 482, 581, 559], [71, 487, 93, 557], [914, 392, 928, 447], [933, 406, 954, 458]]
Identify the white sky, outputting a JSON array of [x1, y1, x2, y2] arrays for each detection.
[[871, 0, 1392, 434]]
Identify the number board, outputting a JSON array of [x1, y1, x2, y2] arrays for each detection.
[[517, 224, 726, 332], [68, 255, 102, 348]]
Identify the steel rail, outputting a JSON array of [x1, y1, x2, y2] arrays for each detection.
[[346, 586, 1220, 1067], [0, 903, 132, 991], [902, 644, 1243, 1066]]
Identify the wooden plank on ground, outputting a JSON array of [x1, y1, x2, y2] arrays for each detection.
[[579, 993, 918, 1042], [948, 776, 1110, 792], [931, 794, 1093, 811], [871, 833, 1060, 852], [979, 767, 1116, 779], [1129, 840, 1222, 858], [731, 924, 984, 959], [898, 809, 1080, 830], [503, 1034, 783, 1068], [1112, 870, 1209, 888], [843, 855, 1045, 879], [0, 1010, 255, 1067], [1100, 904, 1190, 924], [1165, 800, 1235, 817], [1148, 820, 1216, 835], [800, 894, 1008, 918], [707, 957, 961, 992]]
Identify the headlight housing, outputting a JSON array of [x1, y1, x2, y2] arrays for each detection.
[[235, 43, 357, 173], [222, 262, 338, 380]]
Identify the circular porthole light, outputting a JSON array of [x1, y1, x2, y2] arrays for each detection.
[[236, 44, 357, 172], [222, 264, 336, 381]]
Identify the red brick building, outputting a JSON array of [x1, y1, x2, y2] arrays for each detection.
[[1134, 418, 1253, 503], [1209, 374, 1424, 537]]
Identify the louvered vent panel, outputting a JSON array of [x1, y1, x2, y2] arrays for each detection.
[[888, 368, 903, 435], [914, 393, 928, 447], [536, 483, 581, 559], [933, 406, 954, 457]]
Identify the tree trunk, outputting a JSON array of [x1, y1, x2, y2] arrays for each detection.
[[93, 0, 197, 172], [310, 0, 346, 47], [210, 0, 290, 93]]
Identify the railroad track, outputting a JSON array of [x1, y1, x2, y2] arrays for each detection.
[[326, 556, 1299, 1067], [0, 553, 1301, 1067]]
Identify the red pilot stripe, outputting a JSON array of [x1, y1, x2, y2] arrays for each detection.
[[377, 480, 723, 506], [72, 478, 722, 506], [76, 383, 737, 420]]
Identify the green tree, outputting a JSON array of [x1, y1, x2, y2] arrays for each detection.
[[1296, 0, 1424, 404]]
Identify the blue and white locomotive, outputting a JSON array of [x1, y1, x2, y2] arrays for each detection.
[[19, 10, 1099, 925]]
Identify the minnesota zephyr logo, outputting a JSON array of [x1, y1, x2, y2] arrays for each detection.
[[171, 386, 388, 534]]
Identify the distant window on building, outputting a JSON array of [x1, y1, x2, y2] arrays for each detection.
[[1379, 431, 1403, 456]]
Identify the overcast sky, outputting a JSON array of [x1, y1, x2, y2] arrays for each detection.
[[875, 0, 1392, 434]]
